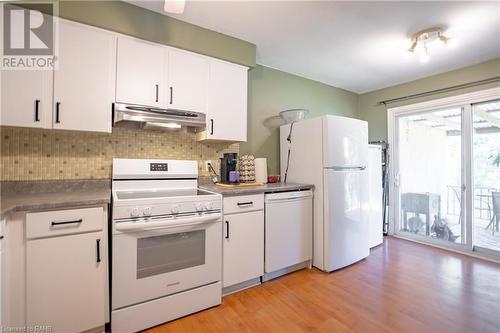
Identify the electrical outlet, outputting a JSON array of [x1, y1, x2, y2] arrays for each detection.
[[205, 160, 212, 172]]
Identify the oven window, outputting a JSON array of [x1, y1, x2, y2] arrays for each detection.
[[137, 230, 206, 279]]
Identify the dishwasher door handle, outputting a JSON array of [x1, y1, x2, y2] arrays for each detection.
[[265, 193, 313, 203]]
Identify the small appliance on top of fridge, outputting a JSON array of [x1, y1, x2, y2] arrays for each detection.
[[280, 115, 369, 272]]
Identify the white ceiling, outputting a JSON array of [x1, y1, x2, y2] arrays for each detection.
[[126, 1, 500, 93]]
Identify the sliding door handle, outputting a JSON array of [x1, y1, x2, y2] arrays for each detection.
[[169, 86, 173, 104], [55, 102, 61, 123], [225, 221, 229, 239], [34, 100, 40, 122], [155, 84, 159, 103], [210, 119, 214, 135]]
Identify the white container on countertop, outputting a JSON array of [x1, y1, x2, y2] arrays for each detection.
[[255, 158, 268, 184]]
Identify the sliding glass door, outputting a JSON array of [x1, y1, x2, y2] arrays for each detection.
[[395, 106, 466, 248], [472, 100, 500, 254], [391, 92, 500, 259]]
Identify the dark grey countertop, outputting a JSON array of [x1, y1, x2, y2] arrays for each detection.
[[0, 179, 111, 218], [0, 178, 314, 218], [199, 182, 314, 196]]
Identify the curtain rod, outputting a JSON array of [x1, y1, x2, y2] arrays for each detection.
[[378, 76, 500, 106]]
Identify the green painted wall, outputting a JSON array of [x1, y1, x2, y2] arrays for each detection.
[[359, 58, 500, 141], [29, 0, 256, 67], [241, 65, 359, 174]]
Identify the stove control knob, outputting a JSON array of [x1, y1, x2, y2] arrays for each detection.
[[130, 207, 140, 217], [143, 207, 152, 216], [171, 204, 180, 214], [195, 203, 204, 212], [204, 202, 213, 211]]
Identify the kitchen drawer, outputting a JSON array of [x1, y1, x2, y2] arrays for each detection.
[[223, 194, 264, 214], [26, 207, 104, 239]]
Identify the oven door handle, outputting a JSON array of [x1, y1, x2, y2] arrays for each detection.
[[114, 213, 221, 232]]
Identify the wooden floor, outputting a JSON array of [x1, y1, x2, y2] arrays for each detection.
[[146, 237, 500, 333]]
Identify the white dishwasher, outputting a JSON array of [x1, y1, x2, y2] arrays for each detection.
[[264, 190, 313, 281]]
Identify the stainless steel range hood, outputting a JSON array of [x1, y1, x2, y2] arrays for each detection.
[[113, 103, 206, 130]]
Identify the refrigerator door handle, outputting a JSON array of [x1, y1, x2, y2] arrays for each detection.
[[324, 166, 366, 171]]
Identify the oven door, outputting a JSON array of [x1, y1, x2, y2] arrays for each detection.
[[112, 212, 222, 309]]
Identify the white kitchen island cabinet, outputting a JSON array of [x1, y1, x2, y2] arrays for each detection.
[[222, 194, 264, 294]]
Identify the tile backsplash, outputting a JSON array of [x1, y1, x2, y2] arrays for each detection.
[[0, 126, 238, 181]]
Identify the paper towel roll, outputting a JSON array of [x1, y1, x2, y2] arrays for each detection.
[[255, 158, 268, 184]]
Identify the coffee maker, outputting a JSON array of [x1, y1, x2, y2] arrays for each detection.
[[220, 153, 238, 184]]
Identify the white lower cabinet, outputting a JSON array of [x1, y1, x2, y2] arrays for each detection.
[[24, 207, 108, 333], [222, 195, 264, 291]]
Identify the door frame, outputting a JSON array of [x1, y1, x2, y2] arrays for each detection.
[[387, 87, 500, 262]]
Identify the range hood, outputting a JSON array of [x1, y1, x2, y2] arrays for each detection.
[[113, 103, 206, 130]]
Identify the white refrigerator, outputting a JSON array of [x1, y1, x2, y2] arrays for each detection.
[[280, 115, 369, 272]]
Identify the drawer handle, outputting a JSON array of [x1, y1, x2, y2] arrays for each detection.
[[237, 201, 253, 207], [96, 239, 101, 263], [225, 221, 229, 239], [51, 219, 83, 226]]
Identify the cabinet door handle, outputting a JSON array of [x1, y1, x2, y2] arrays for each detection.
[[210, 119, 214, 135], [55, 102, 61, 123], [155, 84, 159, 103], [96, 239, 101, 263], [169, 86, 173, 104], [225, 221, 229, 239], [34, 100, 40, 122], [51, 219, 82, 226], [237, 201, 253, 206]]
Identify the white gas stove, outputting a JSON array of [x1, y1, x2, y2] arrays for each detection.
[[111, 158, 222, 333]]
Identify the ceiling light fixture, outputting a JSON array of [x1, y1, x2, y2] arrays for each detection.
[[164, 0, 185, 14], [408, 27, 452, 63]]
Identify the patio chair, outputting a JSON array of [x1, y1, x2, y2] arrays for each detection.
[[486, 192, 500, 235]]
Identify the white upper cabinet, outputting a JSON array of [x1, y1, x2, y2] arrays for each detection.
[[168, 49, 208, 113], [1, 70, 52, 129], [53, 20, 116, 133], [1, 9, 52, 129], [1, 17, 248, 140], [198, 60, 248, 142], [116, 38, 167, 108]]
